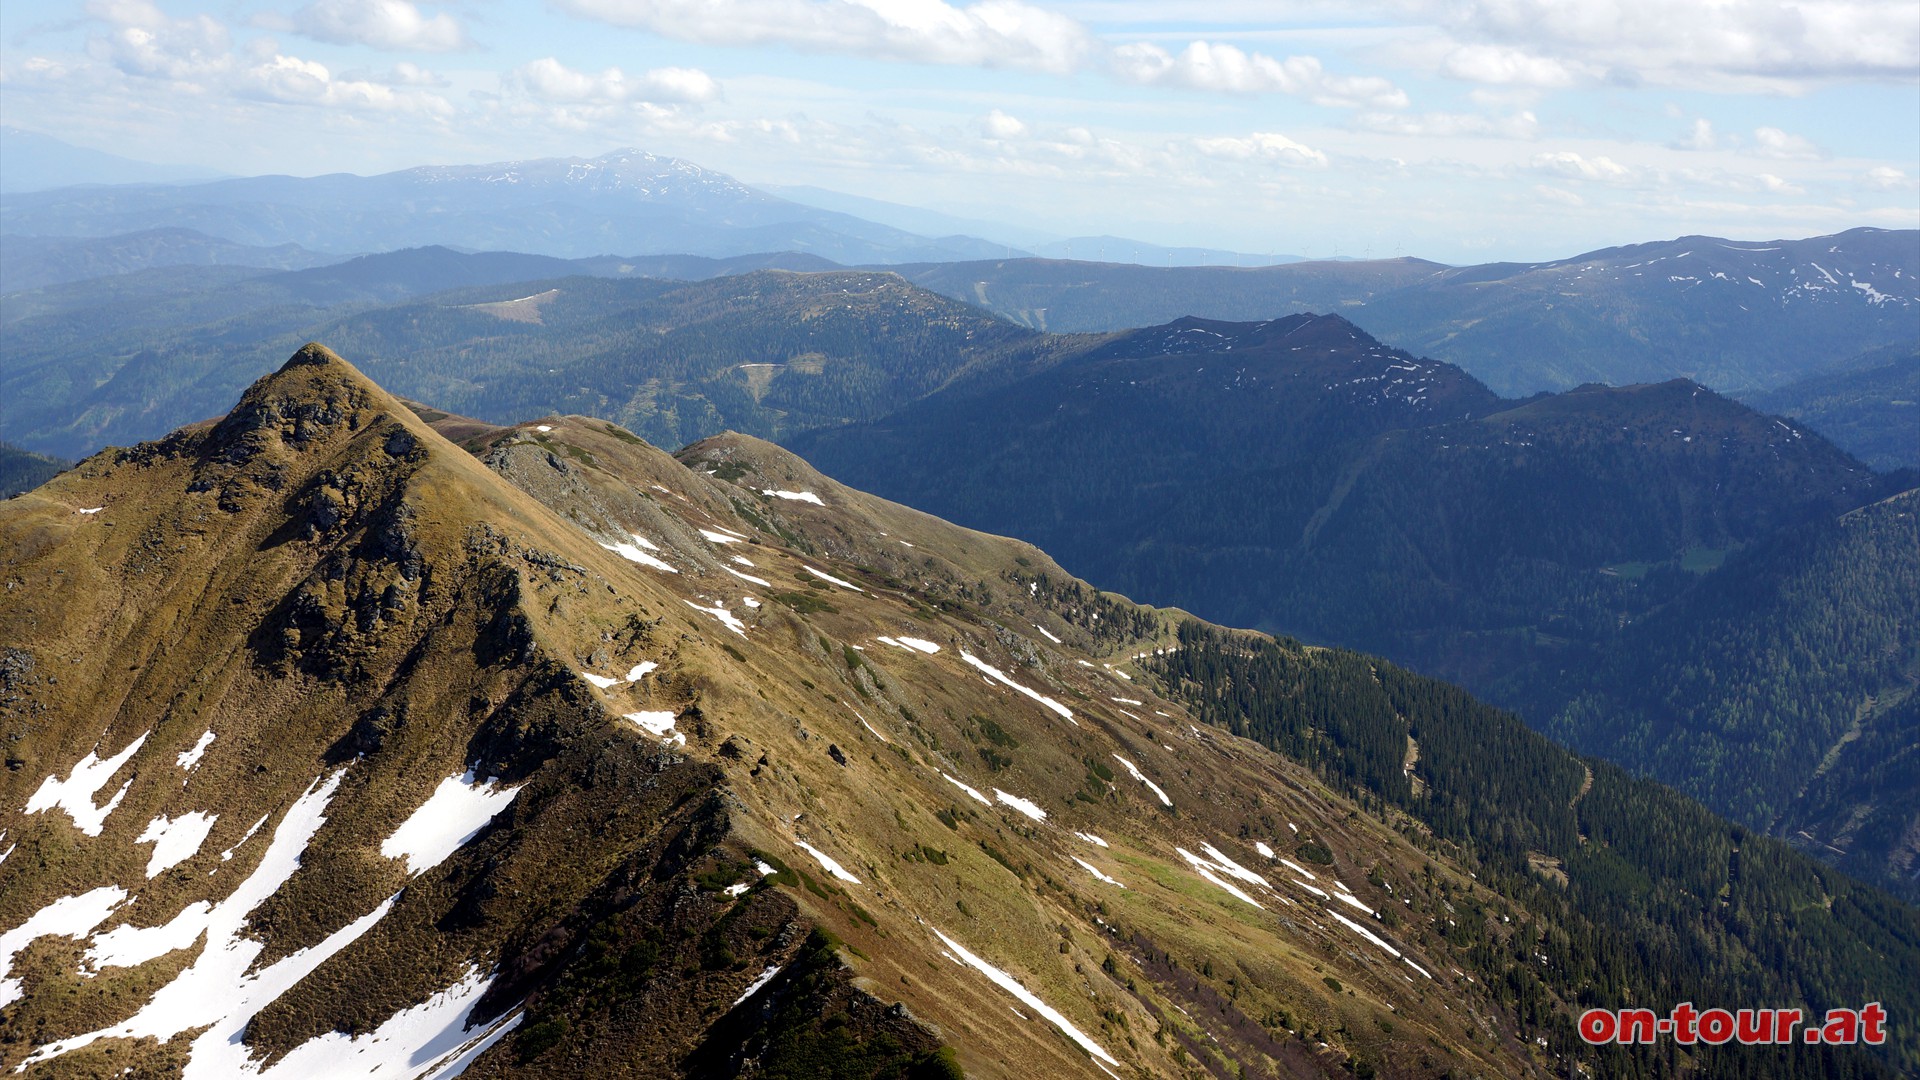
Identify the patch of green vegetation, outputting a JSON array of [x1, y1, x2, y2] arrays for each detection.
[[978, 841, 1024, 879], [1295, 840, 1335, 866], [720, 642, 747, 663], [773, 592, 838, 615], [600, 422, 648, 446], [1603, 560, 1652, 580], [711, 460, 749, 482], [977, 747, 1012, 772], [973, 716, 1019, 748], [934, 808, 960, 831], [1680, 545, 1729, 573]]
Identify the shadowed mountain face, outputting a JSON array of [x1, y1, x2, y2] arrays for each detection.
[[5, 346, 1914, 1077], [0, 148, 1012, 264]]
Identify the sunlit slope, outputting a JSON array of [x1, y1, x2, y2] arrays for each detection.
[[2, 345, 1540, 1078], [3, 345, 1912, 1078]]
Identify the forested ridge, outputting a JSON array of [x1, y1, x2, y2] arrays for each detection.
[[1151, 621, 1920, 1078]]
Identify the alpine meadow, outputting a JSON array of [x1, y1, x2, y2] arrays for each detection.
[[2, 1, 1917, 1078]]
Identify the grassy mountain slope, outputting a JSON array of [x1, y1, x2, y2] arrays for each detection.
[[6, 346, 1912, 1076], [3, 269, 1067, 461]]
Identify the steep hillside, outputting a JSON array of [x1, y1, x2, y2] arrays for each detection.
[[0, 148, 1008, 264], [1743, 346, 1920, 471], [1509, 487, 1920, 894], [5, 346, 1912, 1077], [791, 316, 1879, 665]]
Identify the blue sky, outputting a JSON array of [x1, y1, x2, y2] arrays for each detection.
[[2, 0, 1915, 262]]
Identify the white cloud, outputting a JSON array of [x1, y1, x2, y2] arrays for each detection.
[[1530, 150, 1633, 182], [508, 57, 720, 104], [980, 108, 1027, 139], [1756, 173, 1806, 194], [555, 0, 1097, 74], [1673, 118, 1717, 150], [1862, 166, 1912, 189], [1192, 131, 1328, 168], [1751, 125, 1821, 159], [292, 0, 470, 53], [86, 0, 232, 82], [387, 61, 448, 87], [1113, 41, 1406, 107], [1428, 0, 1919, 89], [556, 0, 1403, 105], [242, 52, 453, 113], [1440, 43, 1578, 87]]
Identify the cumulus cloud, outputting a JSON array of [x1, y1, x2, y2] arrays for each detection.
[[1751, 125, 1822, 159], [555, 0, 1402, 105], [1113, 41, 1407, 107], [555, 0, 1096, 74], [1192, 131, 1328, 168], [1426, 0, 1918, 89], [86, 0, 232, 82], [508, 57, 720, 104], [1440, 44, 1578, 87], [1756, 173, 1805, 194], [979, 109, 1027, 139], [1863, 165, 1912, 189], [292, 0, 470, 53], [242, 52, 452, 112], [1531, 150, 1633, 182]]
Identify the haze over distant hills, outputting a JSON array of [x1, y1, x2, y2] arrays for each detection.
[[893, 228, 1920, 396], [0, 127, 225, 193], [0, 147, 1016, 264]]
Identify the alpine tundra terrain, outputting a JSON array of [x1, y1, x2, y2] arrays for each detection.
[[2, 346, 1915, 1078]]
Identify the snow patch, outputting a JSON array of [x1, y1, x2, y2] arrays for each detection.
[[686, 600, 747, 636], [1072, 857, 1124, 887], [960, 652, 1075, 723], [0, 887, 128, 1008], [1111, 754, 1172, 807], [1176, 848, 1263, 910], [932, 929, 1119, 1067], [794, 840, 861, 884], [381, 771, 521, 876], [580, 672, 620, 689], [942, 772, 992, 806], [761, 489, 825, 505], [1073, 831, 1110, 848], [993, 789, 1047, 821], [601, 539, 677, 573], [731, 965, 783, 1008], [724, 566, 772, 587], [1329, 908, 1401, 958], [175, 731, 216, 773], [137, 812, 219, 878], [624, 711, 686, 746], [1032, 624, 1062, 644], [23, 731, 149, 836], [1254, 842, 1275, 859], [800, 565, 864, 591]]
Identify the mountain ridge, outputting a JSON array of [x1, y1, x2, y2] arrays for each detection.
[[7, 344, 1915, 1076]]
